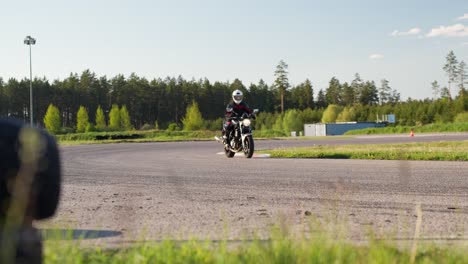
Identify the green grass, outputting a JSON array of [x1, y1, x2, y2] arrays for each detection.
[[56, 129, 290, 145], [43, 233, 468, 264], [258, 141, 468, 161], [345, 122, 468, 135], [56, 130, 220, 144]]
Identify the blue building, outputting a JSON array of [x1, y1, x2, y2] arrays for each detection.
[[304, 122, 386, 136]]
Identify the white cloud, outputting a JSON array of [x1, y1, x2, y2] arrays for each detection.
[[390, 27, 421, 37], [369, 54, 384, 60], [426, 23, 468, 37], [457, 14, 468, 20]]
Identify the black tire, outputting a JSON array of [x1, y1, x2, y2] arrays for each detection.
[[225, 146, 235, 158], [243, 136, 254, 158]]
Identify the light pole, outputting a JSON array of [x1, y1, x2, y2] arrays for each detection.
[[24, 35, 36, 126]]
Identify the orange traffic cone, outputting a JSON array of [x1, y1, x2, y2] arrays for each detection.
[[410, 129, 414, 137]]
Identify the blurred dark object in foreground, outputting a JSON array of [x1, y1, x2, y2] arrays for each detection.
[[0, 118, 61, 264]]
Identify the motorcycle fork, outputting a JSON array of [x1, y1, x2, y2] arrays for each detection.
[[240, 125, 251, 149]]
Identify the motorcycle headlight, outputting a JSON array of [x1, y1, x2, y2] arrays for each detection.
[[242, 119, 251, 127]]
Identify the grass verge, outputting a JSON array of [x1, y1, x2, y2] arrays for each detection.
[[43, 234, 468, 263], [345, 122, 468, 135], [57, 130, 219, 145], [56, 129, 290, 145], [258, 141, 468, 161]]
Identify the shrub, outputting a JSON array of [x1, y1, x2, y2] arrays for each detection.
[[109, 104, 121, 130], [182, 101, 204, 131], [95, 105, 106, 130], [282, 109, 302, 134], [120, 105, 132, 130], [272, 113, 284, 132], [76, 106, 89, 133], [167, 123, 181, 131], [140, 123, 154, 130], [43, 104, 61, 134], [336, 107, 356, 122], [321, 104, 341, 123], [205, 118, 223, 131], [454, 112, 468, 123], [85, 123, 95, 133]]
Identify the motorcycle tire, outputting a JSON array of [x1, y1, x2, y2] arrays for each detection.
[[225, 146, 235, 158], [243, 135, 254, 158]]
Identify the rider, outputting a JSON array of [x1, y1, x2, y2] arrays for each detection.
[[222, 89, 255, 145]]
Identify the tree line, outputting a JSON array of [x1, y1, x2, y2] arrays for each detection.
[[0, 51, 466, 133]]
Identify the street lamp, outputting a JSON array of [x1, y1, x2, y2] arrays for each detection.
[[24, 35, 36, 126]]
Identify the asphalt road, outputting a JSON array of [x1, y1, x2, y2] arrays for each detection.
[[40, 133, 468, 245]]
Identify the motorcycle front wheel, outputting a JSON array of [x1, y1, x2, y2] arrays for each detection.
[[243, 136, 254, 158]]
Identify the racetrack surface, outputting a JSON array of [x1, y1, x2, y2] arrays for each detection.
[[39, 133, 468, 246]]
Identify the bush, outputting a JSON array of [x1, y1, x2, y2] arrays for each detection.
[[282, 109, 302, 134], [255, 129, 286, 137], [76, 106, 89, 133], [120, 105, 132, 130], [272, 114, 284, 132], [167, 123, 181, 131], [44, 104, 61, 135], [85, 123, 95, 133], [205, 118, 223, 131], [336, 107, 356, 122], [302, 108, 322, 124], [140, 123, 154, 130], [454, 112, 468, 123], [109, 104, 121, 130], [95, 105, 106, 130], [182, 101, 204, 131], [322, 104, 341, 123], [57, 131, 143, 141]]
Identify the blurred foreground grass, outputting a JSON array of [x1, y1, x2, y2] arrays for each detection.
[[44, 232, 468, 264]]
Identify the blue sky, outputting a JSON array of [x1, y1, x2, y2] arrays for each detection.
[[1, 0, 468, 100]]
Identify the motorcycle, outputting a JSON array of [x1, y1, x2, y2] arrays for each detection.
[[216, 109, 258, 158]]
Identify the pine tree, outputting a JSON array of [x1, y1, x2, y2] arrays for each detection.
[[431, 81, 440, 100], [359, 81, 379, 105], [443, 50, 459, 99], [274, 60, 289, 113], [351, 73, 363, 104], [43, 104, 61, 134], [316, 89, 327, 109], [120, 105, 132, 130], [109, 104, 121, 130], [389, 89, 400, 104], [325, 77, 342, 105], [76, 106, 89, 133], [440, 87, 451, 99], [303, 79, 314, 109], [182, 101, 203, 131], [458, 61, 467, 92], [379, 79, 392, 105], [341, 82, 355, 106], [95, 105, 106, 130]]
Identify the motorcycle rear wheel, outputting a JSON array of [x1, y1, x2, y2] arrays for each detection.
[[225, 146, 235, 158]]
